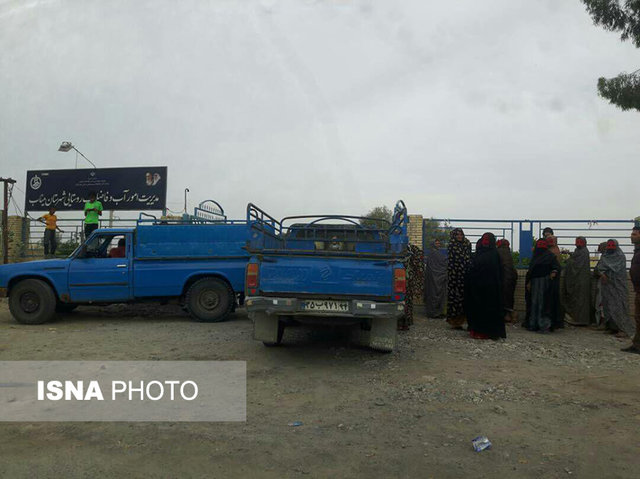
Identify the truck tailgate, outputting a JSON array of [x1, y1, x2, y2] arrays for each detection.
[[258, 256, 397, 298]]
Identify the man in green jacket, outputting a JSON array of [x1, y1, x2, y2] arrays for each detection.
[[84, 191, 103, 239]]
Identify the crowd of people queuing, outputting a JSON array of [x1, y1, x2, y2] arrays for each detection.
[[413, 225, 640, 355]]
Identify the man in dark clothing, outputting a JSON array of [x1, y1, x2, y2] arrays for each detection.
[[622, 226, 640, 354]]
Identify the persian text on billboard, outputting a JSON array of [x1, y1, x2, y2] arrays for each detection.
[[25, 167, 167, 211]]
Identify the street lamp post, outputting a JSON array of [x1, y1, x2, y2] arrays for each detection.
[[58, 141, 97, 169]]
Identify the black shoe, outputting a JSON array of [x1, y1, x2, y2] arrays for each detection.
[[621, 345, 640, 354]]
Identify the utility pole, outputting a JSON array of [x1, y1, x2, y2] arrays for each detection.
[[0, 177, 17, 264]]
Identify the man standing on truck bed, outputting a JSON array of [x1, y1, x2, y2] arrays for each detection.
[[84, 191, 103, 239], [38, 207, 64, 257]]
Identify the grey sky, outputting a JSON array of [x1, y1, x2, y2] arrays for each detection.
[[1, 0, 638, 221]]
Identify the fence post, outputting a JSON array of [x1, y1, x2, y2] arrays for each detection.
[[518, 221, 533, 264], [407, 215, 423, 249]]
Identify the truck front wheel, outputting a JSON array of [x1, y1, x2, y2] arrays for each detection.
[[9, 279, 57, 325], [186, 278, 234, 322]]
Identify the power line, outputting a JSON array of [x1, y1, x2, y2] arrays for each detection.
[[9, 195, 24, 217]]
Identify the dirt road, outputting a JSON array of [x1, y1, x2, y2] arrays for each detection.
[[0, 301, 638, 478]]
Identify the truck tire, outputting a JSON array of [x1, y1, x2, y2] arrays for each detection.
[[251, 312, 285, 346], [56, 303, 78, 314], [186, 278, 234, 322], [9, 279, 57, 325], [368, 317, 397, 353], [263, 321, 285, 347]]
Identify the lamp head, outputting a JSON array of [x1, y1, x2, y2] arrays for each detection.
[[58, 141, 73, 152]]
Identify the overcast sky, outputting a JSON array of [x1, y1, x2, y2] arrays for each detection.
[[1, 0, 639, 221]]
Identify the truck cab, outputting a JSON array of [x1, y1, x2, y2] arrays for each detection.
[[0, 201, 251, 325]]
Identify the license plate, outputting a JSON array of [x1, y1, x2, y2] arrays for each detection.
[[301, 300, 349, 312]]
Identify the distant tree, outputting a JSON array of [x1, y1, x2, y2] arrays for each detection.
[[360, 205, 393, 228], [423, 218, 449, 249], [582, 1, 640, 111]]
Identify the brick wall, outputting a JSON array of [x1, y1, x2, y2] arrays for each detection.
[[407, 215, 424, 304], [0, 215, 32, 263], [407, 215, 423, 248]]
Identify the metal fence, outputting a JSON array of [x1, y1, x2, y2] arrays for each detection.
[[23, 199, 234, 259], [25, 216, 140, 258], [425, 218, 638, 268]]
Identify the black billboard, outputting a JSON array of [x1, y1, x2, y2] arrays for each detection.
[[25, 167, 167, 212]]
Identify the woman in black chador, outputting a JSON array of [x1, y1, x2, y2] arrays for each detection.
[[465, 232, 505, 340], [525, 239, 561, 333]]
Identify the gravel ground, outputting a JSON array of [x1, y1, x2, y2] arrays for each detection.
[[0, 300, 639, 478]]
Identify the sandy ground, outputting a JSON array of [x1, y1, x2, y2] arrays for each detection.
[[0, 300, 639, 479]]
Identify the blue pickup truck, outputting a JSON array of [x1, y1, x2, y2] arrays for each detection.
[[244, 201, 408, 352], [0, 206, 250, 324]]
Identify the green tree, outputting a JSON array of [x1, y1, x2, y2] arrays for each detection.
[[360, 205, 393, 228], [582, 1, 640, 111], [423, 218, 449, 249], [56, 239, 80, 257]]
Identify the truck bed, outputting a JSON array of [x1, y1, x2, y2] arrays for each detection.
[[257, 254, 398, 299]]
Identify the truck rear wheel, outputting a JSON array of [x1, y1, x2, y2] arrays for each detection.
[[186, 278, 234, 322], [368, 317, 397, 353], [9, 279, 57, 325], [251, 312, 285, 346], [263, 321, 285, 347]]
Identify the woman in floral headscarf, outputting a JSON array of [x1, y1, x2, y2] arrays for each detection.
[[399, 244, 425, 330], [446, 228, 471, 329]]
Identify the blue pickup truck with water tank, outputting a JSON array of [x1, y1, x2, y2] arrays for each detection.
[[0, 201, 251, 324], [244, 201, 408, 352]]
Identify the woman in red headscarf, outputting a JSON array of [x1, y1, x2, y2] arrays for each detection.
[[563, 237, 592, 326], [464, 233, 505, 339], [596, 239, 632, 336], [545, 235, 565, 329], [525, 239, 561, 333], [545, 235, 562, 261]]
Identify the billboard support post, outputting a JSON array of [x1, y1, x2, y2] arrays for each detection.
[[0, 177, 17, 264]]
